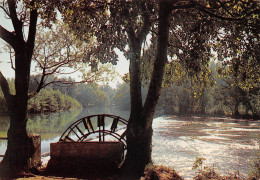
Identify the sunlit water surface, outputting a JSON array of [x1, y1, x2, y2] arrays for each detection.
[[152, 116, 260, 179], [0, 108, 259, 179]]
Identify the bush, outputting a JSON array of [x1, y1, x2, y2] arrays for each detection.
[[142, 164, 183, 180]]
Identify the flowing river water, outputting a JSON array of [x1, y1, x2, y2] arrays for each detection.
[[0, 107, 259, 179]]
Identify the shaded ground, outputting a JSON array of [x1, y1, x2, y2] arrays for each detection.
[[17, 174, 78, 180], [17, 167, 119, 180], [15, 164, 183, 180]]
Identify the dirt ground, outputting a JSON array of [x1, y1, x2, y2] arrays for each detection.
[[17, 175, 77, 180]]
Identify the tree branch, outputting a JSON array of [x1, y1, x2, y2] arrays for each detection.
[[216, 0, 236, 18], [27, 0, 38, 59], [0, 3, 10, 18], [28, 71, 102, 99], [7, 0, 23, 38], [195, 3, 244, 21], [137, 2, 152, 42], [0, 25, 17, 48], [7, 46, 16, 70], [28, 71, 46, 99]]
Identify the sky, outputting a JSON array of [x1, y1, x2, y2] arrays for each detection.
[[0, 12, 129, 88]]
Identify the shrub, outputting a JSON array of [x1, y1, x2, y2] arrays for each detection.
[[248, 153, 260, 180], [192, 157, 243, 180], [142, 164, 183, 180]]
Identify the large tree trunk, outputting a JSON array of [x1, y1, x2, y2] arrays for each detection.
[[122, 1, 172, 179], [0, 50, 35, 178], [0, 1, 38, 175], [122, 27, 145, 180], [0, 114, 34, 178]]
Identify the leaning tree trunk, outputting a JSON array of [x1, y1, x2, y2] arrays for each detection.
[[122, 1, 171, 179]]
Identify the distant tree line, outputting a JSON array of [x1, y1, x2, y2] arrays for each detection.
[[27, 88, 81, 113], [2, 63, 257, 118], [0, 78, 81, 114], [115, 61, 260, 119], [45, 76, 115, 108], [52, 82, 114, 108], [164, 61, 259, 119], [0, 76, 116, 114]]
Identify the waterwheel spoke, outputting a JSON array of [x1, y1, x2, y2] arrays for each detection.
[[65, 135, 75, 142], [111, 117, 119, 133], [98, 115, 105, 142], [70, 127, 80, 139], [83, 117, 95, 133], [75, 125, 84, 137]]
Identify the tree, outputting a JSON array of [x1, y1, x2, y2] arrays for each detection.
[[56, 0, 260, 178], [27, 88, 82, 113], [122, 0, 259, 177], [160, 65, 215, 115], [61, 1, 169, 178], [216, 59, 260, 118], [0, 0, 40, 177], [122, 1, 172, 177], [56, 1, 158, 177], [211, 0, 260, 118], [0, 0, 114, 177], [30, 21, 116, 95]]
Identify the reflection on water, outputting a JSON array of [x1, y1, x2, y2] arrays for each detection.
[[0, 106, 130, 156], [0, 115, 9, 159], [0, 110, 259, 179], [152, 116, 260, 179]]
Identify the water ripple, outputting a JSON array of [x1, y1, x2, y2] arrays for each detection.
[[152, 116, 260, 179]]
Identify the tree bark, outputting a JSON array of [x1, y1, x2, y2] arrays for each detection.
[[122, 1, 172, 179], [0, 50, 35, 179], [122, 28, 146, 180]]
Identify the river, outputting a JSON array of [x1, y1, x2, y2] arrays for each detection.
[[0, 107, 259, 179]]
